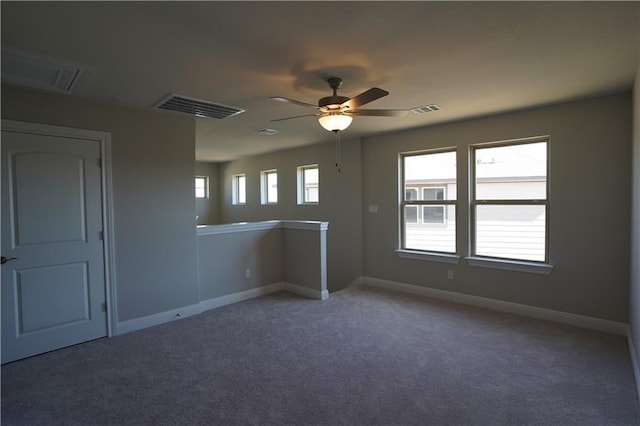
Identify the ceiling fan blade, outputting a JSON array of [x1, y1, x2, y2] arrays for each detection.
[[270, 97, 319, 110], [341, 88, 389, 110], [271, 113, 319, 122], [346, 109, 409, 117]]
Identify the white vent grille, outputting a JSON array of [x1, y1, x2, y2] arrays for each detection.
[[410, 104, 441, 114], [1, 49, 91, 93], [256, 128, 279, 136], [154, 93, 245, 119]]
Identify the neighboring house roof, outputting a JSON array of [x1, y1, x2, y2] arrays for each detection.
[[475, 142, 546, 179], [405, 142, 546, 182]]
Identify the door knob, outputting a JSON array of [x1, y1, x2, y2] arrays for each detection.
[[1, 256, 17, 265]]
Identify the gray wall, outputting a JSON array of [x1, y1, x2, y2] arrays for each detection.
[[197, 223, 327, 299], [198, 229, 283, 299], [631, 53, 640, 380], [1, 85, 199, 322], [363, 93, 632, 323], [283, 228, 324, 292], [3, 84, 634, 336], [196, 161, 220, 225], [219, 140, 363, 292]]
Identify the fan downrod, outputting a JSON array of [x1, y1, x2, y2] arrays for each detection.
[[319, 77, 349, 108], [327, 77, 343, 94]]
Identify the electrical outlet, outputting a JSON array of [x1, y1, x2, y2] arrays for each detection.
[[447, 270, 454, 280], [245, 269, 251, 278]]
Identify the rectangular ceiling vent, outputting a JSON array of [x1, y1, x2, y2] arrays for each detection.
[[256, 128, 279, 136], [410, 104, 441, 114], [154, 93, 245, 119], [1, 49, 92, 94]]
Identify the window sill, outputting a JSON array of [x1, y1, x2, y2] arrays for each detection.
[[465, 257, 554, 275], [396, 250, 460, 264]]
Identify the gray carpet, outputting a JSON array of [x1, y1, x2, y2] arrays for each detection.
[[2, 283, 639, 425]]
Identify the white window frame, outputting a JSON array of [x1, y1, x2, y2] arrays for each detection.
[[297, 164, 319, 205], [195, 176, 209, 199], [421, 186, 446, 224], [399, 148, 457, 255], [260, 169, 278, 205], [232, 174, 246, 205], [469, 136, 550, 264]]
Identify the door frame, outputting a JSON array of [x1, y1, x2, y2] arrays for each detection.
[[2, 119, 117, 337]]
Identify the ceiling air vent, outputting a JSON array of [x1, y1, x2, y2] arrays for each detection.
[[1, 49, 92, 94], [410, 104, 441, 114], [154, 93, 245, 119], [256, 128, 279, 136]]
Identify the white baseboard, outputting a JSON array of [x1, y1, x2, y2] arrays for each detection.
[[361, 276, 628, 336], [284, 282, 329, 300], [629, 332, 640, 405], [116, 302, 203, 335], [116, 281, 328, 335], [199, 283, 285, 312]]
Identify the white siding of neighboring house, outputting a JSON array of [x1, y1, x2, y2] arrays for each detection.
[[475, 180, 545, 200], [405, 182, 457, 253], [405, 180, 546, 260], [475, 202, 546, 261], [405, 205, 457, 253], [475, 180, 546, 261]]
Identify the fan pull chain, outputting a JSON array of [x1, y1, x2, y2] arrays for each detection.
[[334, 130, 341, 172]]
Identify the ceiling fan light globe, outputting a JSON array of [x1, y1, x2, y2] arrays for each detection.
[[319, 114, 352, 132]]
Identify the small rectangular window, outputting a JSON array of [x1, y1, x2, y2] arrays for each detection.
[[423, 187, 444, 201], [260, 169, 278, 204], [422, 205, 445, 224], [297, 164, 319, 204], [405, 205, 419, 224], [421, 186, 446, 224], [195, 176, 208, 199], [400, 149, 457, 254], [471, 139, 549, 263], [232, 174, 246, 205]]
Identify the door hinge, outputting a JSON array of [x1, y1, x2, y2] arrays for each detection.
[[98, 159, 102, 168], [98, 230, 104, 240], [101, 302, 107, 312]]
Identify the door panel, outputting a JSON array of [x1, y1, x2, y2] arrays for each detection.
[[16, 262, 90, 334], [12, 152, 87, 246], [2, 129, 107, 363]]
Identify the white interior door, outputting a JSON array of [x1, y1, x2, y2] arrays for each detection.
[[1, 126, 108, 363]]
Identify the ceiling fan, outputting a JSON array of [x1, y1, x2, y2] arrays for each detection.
[[270, 77, 408, 132]]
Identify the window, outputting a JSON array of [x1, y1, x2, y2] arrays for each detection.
[[471, 139, 548, 263], [297, 164, 319, 204], [423, 187, 444, 201], [260, 169, 278, 204], [232, 174, 246, 205], [422, 205, 445, 224], [400, 150, 457, 253], [405, 188, 418, 200], [421, 187, 446, 224], [195, 176, 208, 199]]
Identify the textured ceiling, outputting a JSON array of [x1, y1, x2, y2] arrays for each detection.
[[1, 1, 638, 162]]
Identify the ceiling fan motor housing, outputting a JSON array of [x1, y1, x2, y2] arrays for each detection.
[[271, 76, 402, 121], [319, 77, 349, 110], [319, 95, 350, 109]]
